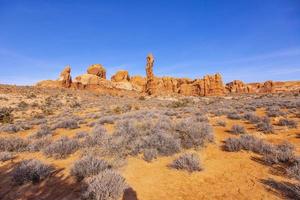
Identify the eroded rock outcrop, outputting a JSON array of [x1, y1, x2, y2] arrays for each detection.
[[145, 53, 155, 95], [130, 76, 146, 92], [143, 53, 225, 96], [87, 64, 106, 79], [36, 54, 300, 96], [58, 65, 72, 88], [111, 70, 130, 82], [226, 80, 252, 93]]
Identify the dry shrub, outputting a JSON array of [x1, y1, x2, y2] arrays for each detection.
[[145, 132, 181, 156], [227, 112, 241, 120], [256, 118, 274, 134], [224, 135, 295, 165], [169, 153, 202, 172], [83, 170, 127, 200], [30, 125, 53, 139], [0, 137, 29, 152], [0, 151, 15, 162], [43, 136, 79, 159], [175, 119, 214, 149], [52, 118, 79, 130], [143, 149, 158, 162], [287, 158, 300, 180], [230, 125, 246, 134], [71, 156, 111, 181], [278, 118, 297, 128], [28, 136, 52, 152], [0, 107, 14, 123], [216, 120, 226, 127], [12, 159, 54, 185]]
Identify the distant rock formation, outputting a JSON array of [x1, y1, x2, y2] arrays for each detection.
[[36, 54, 300, 96], [87, 64, 106, 79], [226, 80, 252, 93], [111, 70, 130, 82], [58, 65, 72, 88], [145, 53, 155, 95], [143, 53, 225, 96]]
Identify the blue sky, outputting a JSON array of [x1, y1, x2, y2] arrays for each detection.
[[0, 0, 300, 85]]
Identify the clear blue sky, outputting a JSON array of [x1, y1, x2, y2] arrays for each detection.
[[0, 0, 300, 85]]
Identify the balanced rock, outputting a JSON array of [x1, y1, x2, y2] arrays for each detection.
[[58, 65, 72, 88], [111, 70, 130, 82], [87, 64, 106, 79]]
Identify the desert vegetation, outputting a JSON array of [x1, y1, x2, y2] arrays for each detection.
[[0, 85, 299, 199]]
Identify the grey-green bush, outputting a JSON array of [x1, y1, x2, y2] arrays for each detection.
[[169, 153, 202, 172]]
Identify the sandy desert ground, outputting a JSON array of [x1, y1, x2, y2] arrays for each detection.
[[0, 84, 299, 200]]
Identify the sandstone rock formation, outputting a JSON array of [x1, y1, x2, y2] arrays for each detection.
[[145, 53, 155, 95], [226, 80, 252, 93], [58, 65, 72, 88], [111, 70, 130, 82], [36, 54, 300, 96], [143, 53, 225, 96], [130, 76, 146, 92], [74, 74, 101, 86], [87, 64, 106, 79]]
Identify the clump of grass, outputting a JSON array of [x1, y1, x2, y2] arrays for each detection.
[[12, 159, 54, 185], [169, 153, 202, 172]]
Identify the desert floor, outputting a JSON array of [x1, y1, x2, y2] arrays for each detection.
[[0, 85, 299, 200]]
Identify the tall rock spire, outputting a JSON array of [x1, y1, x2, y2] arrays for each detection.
[[145, 53, 155, 94]]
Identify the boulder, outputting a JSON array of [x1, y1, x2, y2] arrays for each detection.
[[74, 74, 101, 86], [111, 70, 130, 82], [87, 64, 106, 79]]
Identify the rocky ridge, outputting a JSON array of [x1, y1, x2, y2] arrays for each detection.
[[36, 54, 300, 96]]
